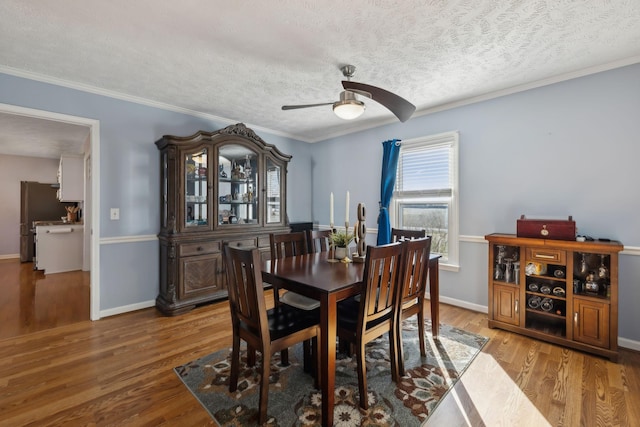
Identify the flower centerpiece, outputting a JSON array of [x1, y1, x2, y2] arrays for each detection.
[[329, 229, 354, 260]]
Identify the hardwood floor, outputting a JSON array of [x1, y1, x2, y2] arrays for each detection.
[[0, 258, 89, 340], [0, 280, 638, 426]]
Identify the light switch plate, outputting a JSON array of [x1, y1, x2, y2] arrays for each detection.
[[110, 208, 120, 220]]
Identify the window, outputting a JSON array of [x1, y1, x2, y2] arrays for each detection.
[[392, 131, 459, 268]]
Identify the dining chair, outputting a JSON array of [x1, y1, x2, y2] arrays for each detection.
[[306, 229, 333, 253], [223, 245, 320, 425], [269, 232, 320, 367], [391, 227, 426, 242], [396, 236, 432, 376], [269, 232, 321, 310], [336, 241, 404, 409]]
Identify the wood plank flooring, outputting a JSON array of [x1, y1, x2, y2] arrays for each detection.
[[0, 260, 638, 425], [0, 258, 89, 340]]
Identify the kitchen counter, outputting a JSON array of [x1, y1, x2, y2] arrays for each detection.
[[35, 224, 84, 274], [33, 220, 83, 227]]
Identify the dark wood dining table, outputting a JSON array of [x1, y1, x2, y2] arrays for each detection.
[[262, 251, 441, 427]]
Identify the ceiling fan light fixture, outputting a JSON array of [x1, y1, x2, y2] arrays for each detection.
[[333, 91, 365, 120]]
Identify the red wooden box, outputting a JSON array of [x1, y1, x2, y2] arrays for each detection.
[[516, 215, 576, 240]]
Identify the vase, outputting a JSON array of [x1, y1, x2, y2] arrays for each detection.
[[334, 246, 348, 259]]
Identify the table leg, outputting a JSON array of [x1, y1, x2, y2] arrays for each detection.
[[319, 293, 337, 427], [429, 258, 440, 337]]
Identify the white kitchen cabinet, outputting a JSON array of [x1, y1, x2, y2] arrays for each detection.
[[35, 224, 84, 274], [57, 154, 84, 201]]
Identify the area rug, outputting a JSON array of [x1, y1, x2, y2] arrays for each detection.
[[175, 319, 488, 426]]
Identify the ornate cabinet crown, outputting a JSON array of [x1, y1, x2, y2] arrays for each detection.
[[155, 123, 291, 315]]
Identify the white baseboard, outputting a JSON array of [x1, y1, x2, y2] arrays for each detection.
[[99, 299, 156, 318], [425, 292, 488, 314], [618, 337, 640, 352], [0, 253, 19, 260]]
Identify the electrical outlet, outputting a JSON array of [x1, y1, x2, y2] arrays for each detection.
[[110, 208, 120, 220]]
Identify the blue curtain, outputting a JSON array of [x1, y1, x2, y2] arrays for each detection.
[[377, 139, 401, 245]]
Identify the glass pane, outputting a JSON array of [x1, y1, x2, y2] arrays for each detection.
[[398, 202, 448, 256], [218, 144, 258, 225], [398, 145, 450, 191], [266, 158, 281, 224], [185, 148, 208, 227]]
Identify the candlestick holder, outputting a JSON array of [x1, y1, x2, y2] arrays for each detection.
[[341, 221, 352, 263]]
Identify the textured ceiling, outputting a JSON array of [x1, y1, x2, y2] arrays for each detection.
[[1, 0, 640, 158]]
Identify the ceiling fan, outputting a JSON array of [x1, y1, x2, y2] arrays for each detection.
[[282, 65, 416, 122]]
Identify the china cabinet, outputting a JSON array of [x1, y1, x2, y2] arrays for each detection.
[[485, 233, 623, 361], [155, 123, 291, 315]]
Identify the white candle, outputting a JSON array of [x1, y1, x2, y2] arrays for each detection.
[[330, 192, 334, 225], [345, 191, 350, 223]]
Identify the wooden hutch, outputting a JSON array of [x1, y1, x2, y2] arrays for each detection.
[[155, 123, 291, 315]]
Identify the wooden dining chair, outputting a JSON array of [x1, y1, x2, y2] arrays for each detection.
[[336, 241, 404, 409], [306, 229, 333, 253], [396, 236, 432, 377], [223, 245, 320, 425], [391, 227, 426, 242], [269, 232, 320, 310], [269, 232, 320, 367]]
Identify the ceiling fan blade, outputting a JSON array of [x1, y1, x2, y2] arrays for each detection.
[[342, 81, 416, 122], [282, 102, 334, 110]]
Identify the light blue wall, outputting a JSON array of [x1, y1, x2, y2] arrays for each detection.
[[0, 73, 312, 310], [2, 62, 638, 344], [308, 63, 640, 343]]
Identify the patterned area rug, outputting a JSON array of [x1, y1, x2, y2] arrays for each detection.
[[175, 319, 488, 426]]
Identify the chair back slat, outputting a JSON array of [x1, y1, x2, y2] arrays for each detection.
[[270, 231, 308, 259], [306, 229, 332, 253], [391, 228, 426, 243]]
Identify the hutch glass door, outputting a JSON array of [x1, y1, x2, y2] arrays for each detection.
[[218, 144, 258, 225], [266, 158, 281, 224], [185, 148, 208, 228]]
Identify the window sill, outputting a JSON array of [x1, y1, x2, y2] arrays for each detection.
[[439, 262, 459, 273]]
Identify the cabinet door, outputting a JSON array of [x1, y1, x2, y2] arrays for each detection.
[[573, 297, 609, 348], [265, 156, 284, 225], [493, 283, 520, 326], [179, 253, 226, 299], [183, 146, 211, 230], [217, 144, 259, 226]]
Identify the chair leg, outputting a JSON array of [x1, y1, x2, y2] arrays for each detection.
[[396, 317, 406, 377], [303, 340, 311, 373], [356, 340, 368, 410], [313, 335, 321, 390], [281, 348, 289, 366], [258, 346, 271, 425], [229, 334, 241, 392], [247, 345, 256, 367], [389, 329, 399, 382], [418, 309, 426, 357]]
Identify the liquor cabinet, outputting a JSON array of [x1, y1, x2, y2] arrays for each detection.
[[485, 233, 623, 361]]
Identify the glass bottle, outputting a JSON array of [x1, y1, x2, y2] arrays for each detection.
[[578, 253, 589, 278], [598, 254, 609, 280]]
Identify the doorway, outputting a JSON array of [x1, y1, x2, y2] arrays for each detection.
[[0, 102, 100, 323]]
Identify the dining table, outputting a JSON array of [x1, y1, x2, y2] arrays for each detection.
[[262, 251, 441, 426]]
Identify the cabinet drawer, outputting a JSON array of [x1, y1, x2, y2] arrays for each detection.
[[526, 248, 566, 264], [179, 241, 221, 257], [226, 238, 257, 249], [257, 236, 271, 248]]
